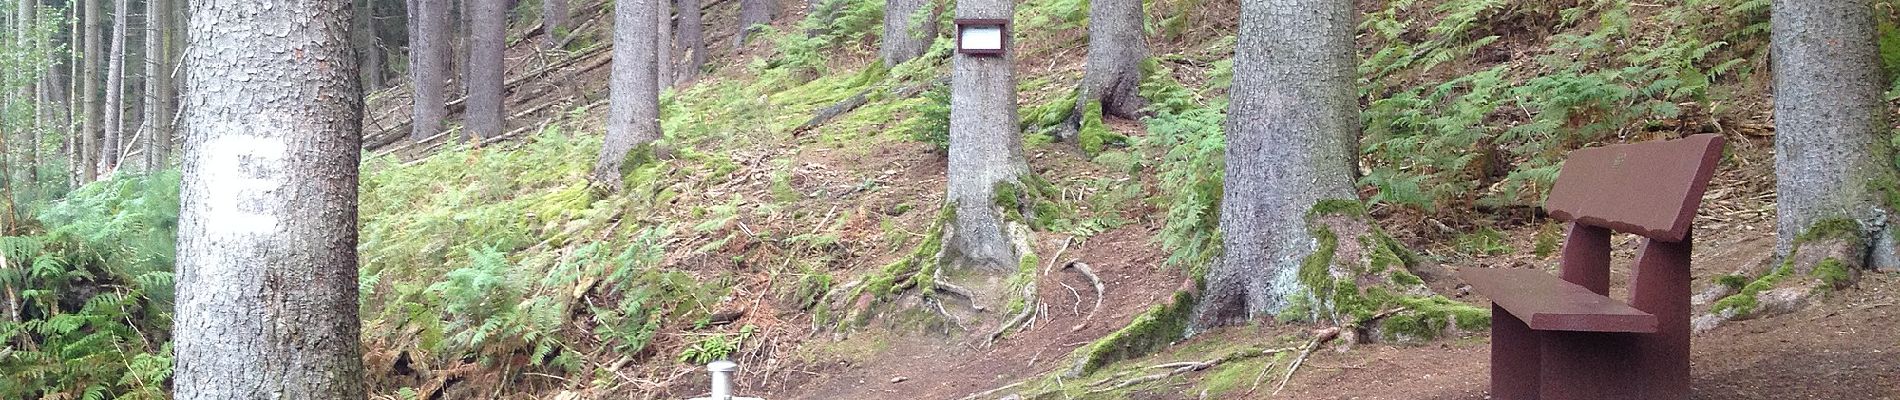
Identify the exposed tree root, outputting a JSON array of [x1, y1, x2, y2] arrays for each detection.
[[1269, 327, 1340, 396], [1064, 261, 1105, 318], [1084, 346, 1295, 395]]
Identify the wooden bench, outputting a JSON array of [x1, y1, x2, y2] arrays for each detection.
[[1460, 133, 1725, 400]]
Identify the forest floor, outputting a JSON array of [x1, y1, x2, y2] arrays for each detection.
[[341, 0, 1900, 398], [767, 192, 1900, 400]]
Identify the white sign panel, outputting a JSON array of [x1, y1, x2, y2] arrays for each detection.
[[960, 25, 1005, 51]]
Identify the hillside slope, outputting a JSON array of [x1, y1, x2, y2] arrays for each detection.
[[341, 0, 1900, 398]]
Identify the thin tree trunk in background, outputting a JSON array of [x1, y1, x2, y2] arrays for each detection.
[[18, 0, 37, 184], [1059, 0, 1146, 141], [464, 0, 505, 140], [543, 0, 566, 46], [879, 0, 933, 66], [102, 0, 128, 175], [411, 0, 449, 140], [355, 0, 384, 91], [1771, 0, 1900, 270], [67, 3, 81, 188], [593, 0, 661, 190], [144, 0, 174, 170], [674, 0, 704, 84], [945, 0, 1026, 272], [1192, 0, 1361, 330], [172, 0, 367, 396], [79, 0, 99, 182], [735, 0, 771, 46], [657, 0, 672, 89]]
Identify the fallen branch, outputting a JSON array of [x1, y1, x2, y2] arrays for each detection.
[[955, 381, 1026, 400]]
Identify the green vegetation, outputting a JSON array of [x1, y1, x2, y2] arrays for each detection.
[[0, 173, 179, 399], [1070, 290, 1196, 376]]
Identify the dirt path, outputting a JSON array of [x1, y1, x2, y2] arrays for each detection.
[[782, 225, 1187, 400]]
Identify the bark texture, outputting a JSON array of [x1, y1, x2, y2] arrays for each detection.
[[1772, 0, 1900, 269], [543, 0, 567, 45], [946, 0, 1026, 272], [735, 0, 772, 46], [173, 0, 367, 397], [102, 0, 128, 174], [79, 0, 99, 181], [879, 0, 934, 66], [1060, 0, 1146, 140], [465, 0, 506, 140], [593, 0, 662, 189], [674, 0, 704, 84], [657, 0, 673, 88], [144, 0, 175, 170], [1192, 0, 1361, 329], [411, 0, 450, 140]]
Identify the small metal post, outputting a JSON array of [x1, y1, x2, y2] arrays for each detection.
[[708, 360, 737, 400]]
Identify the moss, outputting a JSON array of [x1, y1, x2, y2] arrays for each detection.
[[1715, 274, 1751, 289], [1072, 290, 1195, 376], [1797, 218, 1864, 243], [1308, 199, 1368, 218], [1712, 262, 1792, 316], [1389, 269, 1425, 286], [861, 207, 954, 299], [1023, 90, 1079, 130], [1813, 257, 1853, 289], [1076, 101, 1127, 156]]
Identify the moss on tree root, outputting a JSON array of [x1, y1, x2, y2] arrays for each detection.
[[1293, 199, 1488, 342], [1069, 290, 1197, 377]]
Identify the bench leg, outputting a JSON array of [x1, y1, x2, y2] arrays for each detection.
[[1630, 237, 1693, 400], [1539, 332, 1642, 400], [1491, 304, 1541, 400]]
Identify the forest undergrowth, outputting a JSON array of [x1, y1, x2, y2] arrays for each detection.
[[8, 0, 1900, 398]]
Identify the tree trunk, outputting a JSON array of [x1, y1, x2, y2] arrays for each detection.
[[144, 0, 174, 170], [1059, 0, 1146, 141], [674, 0, 704, 84], [879, 0, 934, 66], [542, 0, 566, 46], [593, 0, 662, 189], [1771, 0, 1899, 270], [173, 0, 367, 396], [355, 0, 385, 90], [18, 0, 37, 184], [1192, 0, 1361, 329], [735, 0, 772, 46], [464, 0, 505, 140], [411, 0, 449, 140], [102, 0, 128, 175], [657, 0, 673, 89], [945, 0, 1026, 272], [79, 0, 99, 182]]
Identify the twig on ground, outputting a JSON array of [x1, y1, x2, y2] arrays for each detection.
[[1271, 328, 1341, 395]]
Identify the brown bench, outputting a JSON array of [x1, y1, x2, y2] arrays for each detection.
[[1460, 134, 1725, 400]]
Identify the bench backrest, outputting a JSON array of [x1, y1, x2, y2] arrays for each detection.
[[1544, 134, 1726, 243]]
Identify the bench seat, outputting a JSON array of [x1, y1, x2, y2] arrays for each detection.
[[1460, 268, 1657, 333]]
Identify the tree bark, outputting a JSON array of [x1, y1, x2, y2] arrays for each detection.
[[945, 0, 1026, 272], [102, 0, 128, 174], [735, 0, 772, 46], [1192, 0, 1361, 329], [657, 0, 673, 89], [879, 0, 935, 66], [1059, 0, 1145, 141], [79, 0, 99, 182], [464, 0, 505, 140], [1771, 0, 1899, 270], [593, 0, 662, 189], [411, 0, 449, 140], [18, 0, 37, 183], [144, 0, 174, 170], [674, 0, 704, 84], [542, 0, 566, 46], [173, 0, 367, 397]]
